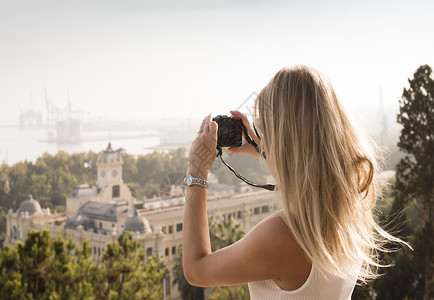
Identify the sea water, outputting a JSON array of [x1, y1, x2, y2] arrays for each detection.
[[0, 126, 164, 165]]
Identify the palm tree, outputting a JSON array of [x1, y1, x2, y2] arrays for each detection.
[[209, 216, 245, 251], [208, 217, 249, 299], [172, 246, 205, 300], [209, 285, 250, 300]]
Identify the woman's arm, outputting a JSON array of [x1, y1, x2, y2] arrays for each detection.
[[182, 115, 305, 287], [182, 115, 217, 283]]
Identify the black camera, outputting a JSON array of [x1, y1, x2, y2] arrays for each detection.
[[212, 115, 244, 147]]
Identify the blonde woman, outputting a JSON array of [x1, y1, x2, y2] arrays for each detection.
[[183, 65, 404, 299]]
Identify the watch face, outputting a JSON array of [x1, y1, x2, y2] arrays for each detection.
[[185, 175, 193, 186]]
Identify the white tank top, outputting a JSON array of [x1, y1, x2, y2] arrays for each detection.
[[248, 264, 357, 300]]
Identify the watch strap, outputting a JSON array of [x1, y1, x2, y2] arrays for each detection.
[[184, 175, 208, 189]]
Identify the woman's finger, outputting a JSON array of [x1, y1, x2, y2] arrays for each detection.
[[230, 110, 260, 145], [228, 143, 259, 157], [228, 146, 242, 154], [205, 114, 212, 134], [198, 115, 207, 134], [230, 110, 248, 121], [209, 120, 218, 135]]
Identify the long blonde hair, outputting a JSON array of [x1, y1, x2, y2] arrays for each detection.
[[254, 65, 405, 282]]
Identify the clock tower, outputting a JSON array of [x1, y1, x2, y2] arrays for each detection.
[[96, 143, 123, 188]]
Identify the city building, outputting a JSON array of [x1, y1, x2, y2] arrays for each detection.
[[4, 143, 275, 300]]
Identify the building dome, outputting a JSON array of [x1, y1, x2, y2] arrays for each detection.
[[124, 214, 152, 235], [65, 214, 94, 230], [99, 142, 121, 163], [17, 194, 42, 217]]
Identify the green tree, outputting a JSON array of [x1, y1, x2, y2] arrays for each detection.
[[209, 217, 245, 251], [353, 176, 425, 300], [0, 245, 28, 299], [208, 217, 248, 300], [145, 183, 162, 199], [371, 197, 417, 300], [3, 162, 32, 210], [121, 152, 139, 187], [0, 230, 96, 300], [209, 285, 250, 300], [46, 236, 95, 299], [0, 230, 165, 300], [396, 64, 434, 300], [172, 246, 205, 300], [102, 234, 164, 299], [16, 230, 55, 298]]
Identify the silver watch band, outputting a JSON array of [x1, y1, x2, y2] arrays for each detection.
[[184, 175, 208, 189]]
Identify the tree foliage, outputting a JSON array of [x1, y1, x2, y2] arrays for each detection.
[[396, 64, 434, 300], [101, 235, 164, 299], [208, 217, 245, 251], [172, 246, 205, 300], [0, 230, 164, 300], [208, 217, 249, 300], [352, 177, 417, 300], [396, 64, 434, 222], [354, 65, 434, 300], [208, 284, 250, 300], [0, 148, 188, 213]]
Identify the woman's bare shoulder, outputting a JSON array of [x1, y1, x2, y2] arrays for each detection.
[[252, 212, 310, 287], [247, 212, 303, 258]]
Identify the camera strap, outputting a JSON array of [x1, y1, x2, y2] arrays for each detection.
[[215, 127, 275, 192], [242, 126, 266, 159]]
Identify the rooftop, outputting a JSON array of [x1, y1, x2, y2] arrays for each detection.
[[99, 142, 121, 164], [78, 201, 130, 222], [68, 184, 98, 198], [142, 190, 275, 222]]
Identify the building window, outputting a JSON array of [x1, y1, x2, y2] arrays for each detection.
[[165, 248, 169, 256], [172, 246, 176, 255], [94, 247, 96, 255], [112, 185, 120, 198], [237, 211, 242, 219], [168, 225, 173, 234], [254, 207, 260, 215], [161, 226, 167, 234], [164, 275, 171, 296], [100, 222, 103, 230], [176, 223, 183, 232], [98, 248, 101, 256], [146, 247, 153, 257], [261, 205, 269, 213]]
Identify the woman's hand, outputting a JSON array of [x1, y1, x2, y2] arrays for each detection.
[[228, 110, 262, 157], [187, 114, 218, 180]]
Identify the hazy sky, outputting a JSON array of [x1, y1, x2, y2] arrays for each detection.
[[1, 0, 433, 125]]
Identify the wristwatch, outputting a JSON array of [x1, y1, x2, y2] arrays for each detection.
[[184, 175, 208, 189]]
